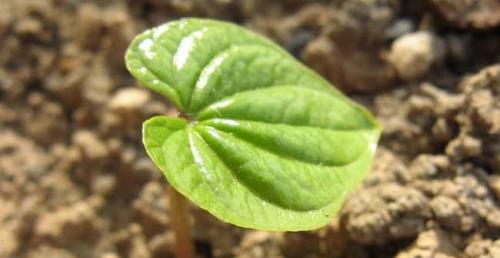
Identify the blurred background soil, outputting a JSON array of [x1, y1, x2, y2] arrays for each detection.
[[0, 0, 499, 258]]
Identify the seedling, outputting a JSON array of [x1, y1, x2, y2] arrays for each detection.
[[125, 18, 380, 257]]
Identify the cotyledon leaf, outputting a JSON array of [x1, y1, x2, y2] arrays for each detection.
[[126, 18, 381, 231]]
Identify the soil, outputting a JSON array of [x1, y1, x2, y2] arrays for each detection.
[[0, 1, 499, 258]]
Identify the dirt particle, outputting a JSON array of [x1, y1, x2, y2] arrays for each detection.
[[25, 245, 77, 258], [429, 0, 500, 29], [388, 32, 446, 82], [395, 228, 461, 258], [73, 130, 109, 161], [465, 239, 500, 258], [35, 197, 104, 244], [341, 183, 431, 244]]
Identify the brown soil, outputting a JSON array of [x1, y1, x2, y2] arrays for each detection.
[[0, 1, 499, 258]]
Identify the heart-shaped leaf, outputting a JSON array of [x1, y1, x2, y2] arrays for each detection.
[[126, 18, 380, 231]]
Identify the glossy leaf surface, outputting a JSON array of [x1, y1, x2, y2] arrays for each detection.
[[126, 18, 380, 231]]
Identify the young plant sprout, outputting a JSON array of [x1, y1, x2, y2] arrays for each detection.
[[125, 18, 380, 258]]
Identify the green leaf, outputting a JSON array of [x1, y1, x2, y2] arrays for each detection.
[[126, 18, 380, 231]]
